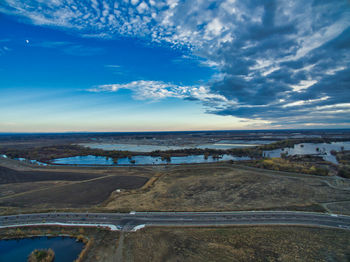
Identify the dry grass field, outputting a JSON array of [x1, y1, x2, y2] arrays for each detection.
[[104, 164, 350, 213], [121, 226, 350, 262]]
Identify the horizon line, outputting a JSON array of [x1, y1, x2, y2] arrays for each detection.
[[1, 128, 350, 135]]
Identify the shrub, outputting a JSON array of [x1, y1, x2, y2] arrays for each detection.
[[28, 248, 55, 262], [338, 166, 350, 178]]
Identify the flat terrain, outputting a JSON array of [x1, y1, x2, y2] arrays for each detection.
[[122, 226, 350, 262], [104, 164, 350, 213], [0, 166, 102, 184], [0, 175, 148, 208], [1, 226, 349, 262], [1, 158, 350, 214]]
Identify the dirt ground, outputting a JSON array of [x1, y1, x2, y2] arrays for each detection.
[[0, 158, 153, 213], [0, 175, 148, 209], [0, 166, 103, 183]]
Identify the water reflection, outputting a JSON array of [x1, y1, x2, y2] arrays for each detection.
[[52, 154, 251, 165], [14, 158, 48, 166], [263, 142, 350, 164]]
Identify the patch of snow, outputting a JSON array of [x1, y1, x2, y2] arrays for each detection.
[[132, 224, 146, 231], [0, 222, 121, 231]]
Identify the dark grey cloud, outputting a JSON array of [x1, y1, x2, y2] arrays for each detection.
[[199, 0, 350, 126]]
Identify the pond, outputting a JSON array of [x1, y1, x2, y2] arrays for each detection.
[[0, 236, 84, 262], [51, 154, 251, 165], [263, 141, 350, 164]]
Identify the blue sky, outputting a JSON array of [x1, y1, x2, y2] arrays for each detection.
[[0, 0, 349, 132]]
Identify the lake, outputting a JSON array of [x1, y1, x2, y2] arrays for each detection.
[[197, 140, 275, 150], [51, 154, 251, 165], [263, 141, 350, 164], [0, 236, 84, 262], [79, 140, 274, 152]]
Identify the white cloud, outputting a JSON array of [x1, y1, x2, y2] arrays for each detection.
[[105, 64, 120, 68], [325, 66, 346, 75], [290, 80, 318, 92], [136, 2, 148, 13], [316, 103, 350, 110], [89, 80, 227, 102], [205, 18, 224, 37], [0, 45, 11, 55], [282, 96, 330, 108], [200, 59, 220, 68]]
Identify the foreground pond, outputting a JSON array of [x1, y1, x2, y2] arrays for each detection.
[[52, 154, 251, 165], [0, 236, 84, 262], [264, 141, 350, 164]]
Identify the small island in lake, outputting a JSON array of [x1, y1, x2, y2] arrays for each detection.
[[28, 248, 55, 262]]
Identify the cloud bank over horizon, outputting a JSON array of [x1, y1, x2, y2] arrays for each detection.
[[1, 0, 350, 127]]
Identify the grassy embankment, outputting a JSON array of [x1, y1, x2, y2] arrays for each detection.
[[245, 157, 330, 176], [336, 150, 350, 178]]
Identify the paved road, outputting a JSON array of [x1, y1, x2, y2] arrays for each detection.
[[0, 211, 349, 231]]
